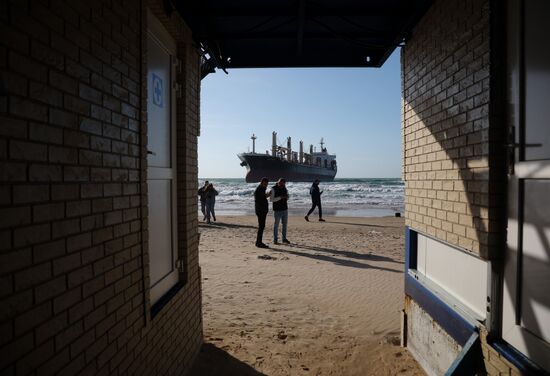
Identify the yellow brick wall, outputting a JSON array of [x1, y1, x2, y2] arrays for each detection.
[[479, 329, 522, 376], [402, 1, 519, 374], [402, 0, 502, 258]]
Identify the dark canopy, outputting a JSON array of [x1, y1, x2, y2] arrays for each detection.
[[175, 0, 432, 73]]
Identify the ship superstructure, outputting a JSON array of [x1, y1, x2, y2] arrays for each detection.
[[238, 132, 337, 183]]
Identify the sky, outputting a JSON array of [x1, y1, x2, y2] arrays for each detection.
[[199, 50, 402, 179]]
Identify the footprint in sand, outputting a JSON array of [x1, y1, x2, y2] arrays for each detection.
[[277, 330, 288, 340], [258, 254, 277, 260]]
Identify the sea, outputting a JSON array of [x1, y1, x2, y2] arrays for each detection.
[[199, 178, 404, 217]]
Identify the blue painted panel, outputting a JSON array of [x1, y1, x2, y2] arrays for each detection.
[[405, 226, 418, 271], [492, 341, 550, 376], [405, 227, 476, 346], [405, 274, 476, 346], [445, 332, 481, 376]]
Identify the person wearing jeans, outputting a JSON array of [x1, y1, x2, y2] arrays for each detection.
[[270, 178, 290, 244], [204, 183, 218, 224]]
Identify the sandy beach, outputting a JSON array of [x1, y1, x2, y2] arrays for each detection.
[[190, 215, 424, 376]]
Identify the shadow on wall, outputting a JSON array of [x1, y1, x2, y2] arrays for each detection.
[[403, 0, 549, 369], [189, 343, 266, 376], [402, 0, 502, 259]]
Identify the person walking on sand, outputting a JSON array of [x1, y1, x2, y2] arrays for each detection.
[[271, 178, 290, 244], [205, 183, 218, 224], [198, 180, 209, 221], [254, 177, 270, 248], [305, 179, 325, 222]]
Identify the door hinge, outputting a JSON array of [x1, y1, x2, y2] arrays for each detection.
[[507, 126, 515, 176], [171, 56, 182, 74], [173, 82, 183, 98], [175, 258, 185, 273]]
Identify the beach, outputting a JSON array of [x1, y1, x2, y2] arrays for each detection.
[[190, 215, 424, 375]]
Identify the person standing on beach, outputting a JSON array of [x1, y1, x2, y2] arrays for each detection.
[[205, 183, 218, 224], [305, 179, 325, 222], [271, 178, 290, 244], [254, 177, 270, 248], [198, 180, 209, 221]]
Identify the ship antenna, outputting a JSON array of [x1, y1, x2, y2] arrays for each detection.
[[320, 137, 325, 150], [251, 133, 257, 153]]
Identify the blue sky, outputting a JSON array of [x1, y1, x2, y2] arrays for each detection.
[[199, 50, 401, 178]]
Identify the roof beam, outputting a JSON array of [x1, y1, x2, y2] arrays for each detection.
[[296, 0, 306, 56], [196, 31, 396, 40], [182, 7, 414, 18]]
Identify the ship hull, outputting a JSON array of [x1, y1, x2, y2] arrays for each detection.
[[238, 153, 337, 183]]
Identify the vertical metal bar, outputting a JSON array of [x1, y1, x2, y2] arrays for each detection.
[[519, 0, 525, 162], [514, 0, 525, 327], [515, 180, 524, 326]]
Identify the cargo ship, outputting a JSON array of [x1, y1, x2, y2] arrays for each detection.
[[238, 132, 337, 183]]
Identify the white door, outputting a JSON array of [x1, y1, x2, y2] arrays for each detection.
[[147, 12, 178, 305], [502, 0, 550, 371]]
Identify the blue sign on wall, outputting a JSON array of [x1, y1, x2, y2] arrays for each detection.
[[152, 73, 163, 108]]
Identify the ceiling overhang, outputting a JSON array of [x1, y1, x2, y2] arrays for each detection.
[[174, 1, 433, 74]]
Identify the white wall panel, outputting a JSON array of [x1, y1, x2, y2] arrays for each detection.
[[417, 234, 487, 319]]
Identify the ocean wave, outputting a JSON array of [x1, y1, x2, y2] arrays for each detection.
[[199, 178, 404, 211]]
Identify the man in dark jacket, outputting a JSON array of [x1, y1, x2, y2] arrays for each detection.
[[197, 180, 209, 221], [305, 179, 325, 222], [270, 178, 290, 244], [254, 177, 270, 248]]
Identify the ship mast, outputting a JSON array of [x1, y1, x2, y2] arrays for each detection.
[[287, 137, 292, 161], [272, 132, 277, 156], [251, 133, 257, 153], [320, 137, 325, 151]]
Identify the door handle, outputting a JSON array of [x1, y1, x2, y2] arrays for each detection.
[[505, 143, 542, 148], [505, 138, 543, 175], [147, 150, 156, 156]]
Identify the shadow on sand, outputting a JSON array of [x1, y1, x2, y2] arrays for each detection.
[[290, 243, 402, 264], [199, 222, 258, 230], [323, 219, 399, 229], [189, 343, 266, 376], [273, 246, 402, 273]]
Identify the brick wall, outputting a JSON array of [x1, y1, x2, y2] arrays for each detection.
[[0, 0, 202, 374], [479, 330, 522, 376], [402, 1, 519, 374], [402, 0, 504, 259]]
